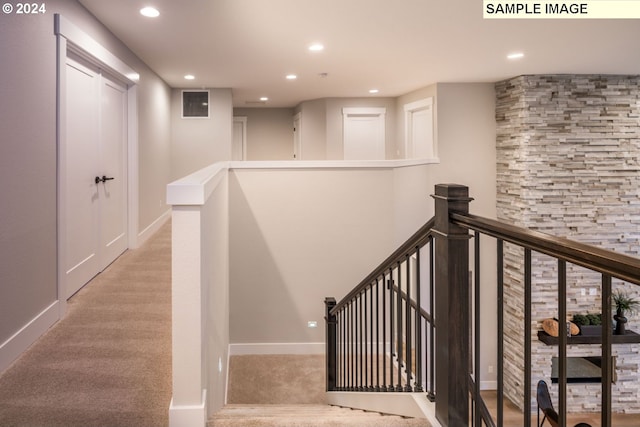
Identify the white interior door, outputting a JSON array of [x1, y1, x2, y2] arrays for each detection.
[[343, 108, 386, 160], [404, 98, 434, 159], [232, 117, 247, 161], [64, 56, 128, 299]]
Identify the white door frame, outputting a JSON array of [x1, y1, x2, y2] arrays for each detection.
[[55, 14, 139, 316]]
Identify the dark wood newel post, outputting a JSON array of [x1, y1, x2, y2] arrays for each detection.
[[325, 297, 337, 391], [432, 184, 473, 427]]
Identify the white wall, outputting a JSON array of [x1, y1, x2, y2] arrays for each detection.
[[233, 108, 295, 160], [435, 82, 498, 387], [0, 0, 172, 372], [171, 88, 233, 180], [295, 99, 327, 160], [229, 166, 397, 343]]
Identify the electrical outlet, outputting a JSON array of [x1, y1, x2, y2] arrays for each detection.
[[590, 288, 597, 296], [488, 365, 494, 374], [581, 288, 586, 296]]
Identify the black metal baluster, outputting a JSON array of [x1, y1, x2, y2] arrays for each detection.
[[474, 232, 481, 427], [364, 288, 368, 390], [396, 261, 403, 391], [375, 278, 381, 391], [405, 254, 413, 391], [497, 239, 504, 427], [389, 271, 395, 391], [428, 235, 436, 402], [369, 282, 374, 391], [357, 295, 362, 391], [345, 305, 349, 390], [350, 301, 355, 391], [415, 247, 423, 392], [340, 307, 347, 391], [382, 273, 388, 392], [336, 307, 341, 390]]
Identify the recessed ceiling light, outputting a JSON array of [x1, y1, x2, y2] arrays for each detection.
[[308, 43, 324, 52], [260, 97, 269, 102], [507, 52, 525, 60], [369, 89, 379, 94], [286, 74, 297, 80], [184, 74, 195, 80], [140, 6, 160, 18]]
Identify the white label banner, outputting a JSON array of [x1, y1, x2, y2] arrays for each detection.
[[483, 0, 640, 18]]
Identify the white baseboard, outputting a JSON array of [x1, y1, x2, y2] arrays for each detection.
[[229, 342, 325, 356], [481, 380, 497, 390], [136, 209, 171, 248], [0, 300, 59, 373], [169, 389, 207, 427]]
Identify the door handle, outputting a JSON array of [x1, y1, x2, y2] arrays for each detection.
[[95, 176, 115, 184]]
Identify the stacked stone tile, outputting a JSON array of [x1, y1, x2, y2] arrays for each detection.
[[495, 75, 640, 413]]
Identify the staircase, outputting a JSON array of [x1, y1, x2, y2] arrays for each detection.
[[208, 354, 430, 427]]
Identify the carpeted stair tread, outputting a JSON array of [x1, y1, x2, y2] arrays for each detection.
[[208, 404, 430, 427]]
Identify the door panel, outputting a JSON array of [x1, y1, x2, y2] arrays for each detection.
[[65, 58, 101, 297], [99, 77, 128, 269]]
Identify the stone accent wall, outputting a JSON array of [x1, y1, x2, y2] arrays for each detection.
[[495, 75, 640, 413]]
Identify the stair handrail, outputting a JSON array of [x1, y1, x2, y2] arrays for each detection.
[[451, 212, 640, 286]]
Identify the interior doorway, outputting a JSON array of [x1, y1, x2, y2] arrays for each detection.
[[56, 14, 139, 306], [342, 108, 386, 160], [233, 117, 247, 161], [63, 55, 129, 299]]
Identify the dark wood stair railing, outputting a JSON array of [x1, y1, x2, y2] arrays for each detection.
[[326, 184, 640, 427]]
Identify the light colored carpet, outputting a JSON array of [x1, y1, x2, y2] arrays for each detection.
[[0, 222, 172, 427], [220, 354, 430, 426], [227, 355, 327, 404], [208, 404, 430, 427]]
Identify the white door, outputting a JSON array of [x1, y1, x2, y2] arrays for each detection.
[[232, 117, 247, 161], [64, 56, 128, 299], [343, 108, 386, 160], [404, 98, 434, 159]]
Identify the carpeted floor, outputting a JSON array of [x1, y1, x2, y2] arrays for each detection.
[[0, 222, 172, 427], [208, 404, 430, 427]]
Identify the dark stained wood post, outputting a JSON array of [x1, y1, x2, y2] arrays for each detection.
[[325, 297, 337, 391], [432, 184, 473, 426]]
